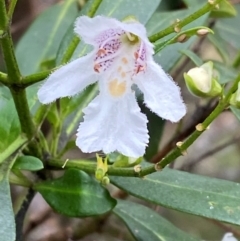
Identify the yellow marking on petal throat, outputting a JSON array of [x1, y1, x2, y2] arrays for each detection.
[[108, 79, 127, 97], [122, 57, 128, 64], [121, 72, 126, 78], [117, 66, 122, 72]]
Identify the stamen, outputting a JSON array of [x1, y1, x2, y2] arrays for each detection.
[[97, 49, 107, 56], [134, 52, 139, 60], [94, 63, 101, 73], [94, 51, 120, 65], [100, 35, 122, 49]]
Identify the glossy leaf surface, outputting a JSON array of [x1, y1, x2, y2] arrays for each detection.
[[112, 168, 240, 225], [114, 200, 200, 241], [35, 169, 116, 217]]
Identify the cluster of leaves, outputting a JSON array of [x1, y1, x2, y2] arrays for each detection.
[[0, 0, 240, 240]]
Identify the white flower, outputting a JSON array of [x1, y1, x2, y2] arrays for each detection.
[[37, 16, 186, 158], [221, 233, 238, 241]]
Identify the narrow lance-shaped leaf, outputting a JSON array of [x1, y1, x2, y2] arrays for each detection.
[[0, 158, 16, 241], [111, 168, 240, 225], [114, 200, 201, 241]]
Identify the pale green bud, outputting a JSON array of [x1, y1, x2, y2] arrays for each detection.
[[184, 61, 222, 98], [230, 82, 240, 108], [101, 176, 110, 186], [95, 154, 108, 181], [113, 154, 143, 167]]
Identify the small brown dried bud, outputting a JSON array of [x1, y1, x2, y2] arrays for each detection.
[[176, 141, 183, 148], [154, 163, 162, 171], [134, 164, 141, 173], [197, 29, 210, 37], [177, 34, 189, 43], [174, 25, 181, 33], [195, 123, 205, 131], [208, 0, 215, 4]]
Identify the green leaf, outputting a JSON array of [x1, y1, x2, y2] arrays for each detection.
[[35, 169, 116, 217], [182, 0, 203, 8], [212, 61, 238, 84], [210, 0, 237, 18], [15, 0, 78, 118], [230, 106, 240, 122], [114, 200, 201, 241], [146, 6, 209, 71], [16, 0, 78, 75], [12, 156, 43, 171], [0, 158, 16, 241], [111, 168, 240, 225], [208, 28, 230, 63], [180, 49, 203, 66], [215, 4, 240, 51], [0, 91, 27, 158]]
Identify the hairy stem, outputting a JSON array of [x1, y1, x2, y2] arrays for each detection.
[[149, 0, 223, 42], [0, 1, 41, 157], [8, 0, 18, 20], [21, 70, 52, 87]]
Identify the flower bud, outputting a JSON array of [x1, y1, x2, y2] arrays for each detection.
[[113, 154, 143, 167], [101, 176, 110, 186], [184, 61, 222, 98], [230, 82, 240, 108], [95, 153, 108, 181]]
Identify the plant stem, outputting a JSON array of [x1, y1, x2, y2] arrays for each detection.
[[0, 0, 42, 157], [7, 0, 18, 20], [149, 0, 223, 42], [60, 0, 103, 64], [21, 69, 52, 87], [48, 75, 240, 177], [0, 29, 21, 82], [10, 88, 41, 156], [0, 0, 21, 83], [10, 88, 35, 139], [0, 0, 8, 31]]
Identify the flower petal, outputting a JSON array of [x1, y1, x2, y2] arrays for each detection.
[[136, 62, 186, 122], [120, 21, 154, 54], [74, 16, 121, 45], [76, 92, 149, 157], [222, 233, 238, 241], [38, 52, 97, 104]]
